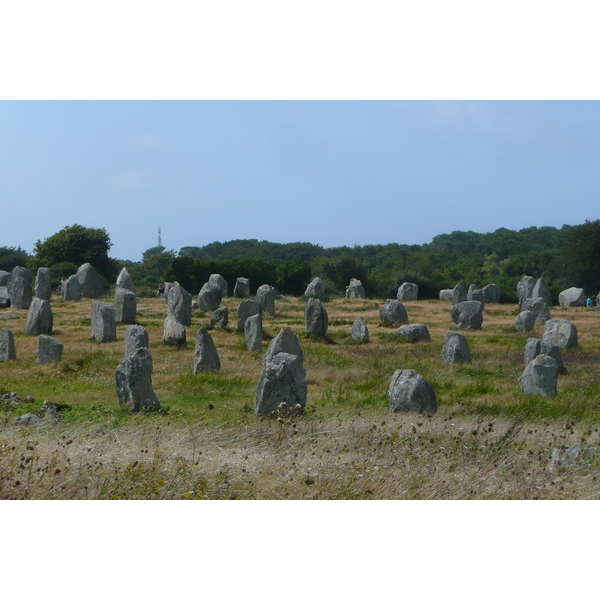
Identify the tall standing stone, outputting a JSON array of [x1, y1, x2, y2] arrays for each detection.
[[76, 263, 104, 298], [7, 266, 32, 309], [467, 286, 485, 308], [0, 328, 16, 361], [305, 297, 328, 336], [379, 299, 408, 325], [193, 327, 221, 373], [388, 370, 437, 414], [116, 267, 136, 293], [532, 278, 552, 307], [237, 299, 261, 332], [256, 284, 276, 315], [35, 267, 52, 301], [482, 284, 501, 303], [115, 347, 160, 412], [37, 335, 63, 364], [452, 281, 467, 306], [397, 282, 418, 301], [234, 277, 250, 298], [517, 276, 536, 310], [304, 277, 325, 297], [167, 282, 192, 326], [209, 274, 228, 298], [245, 313, 263, 352], [198, 282, 222, 313], [263, 328, 303, 363], [124, 325, 149, 358], [350, 317, 369, 343], [114, 287, 137, 324], [25, 298, 53, 335], [522, 297, 551, 323], [345, 279, 365, 299], [91, 300, 117, 343], [440, 331, 471, 364], [62, 274, 81, 301]]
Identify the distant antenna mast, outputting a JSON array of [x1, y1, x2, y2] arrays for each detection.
[[158, 227, 162, 247]]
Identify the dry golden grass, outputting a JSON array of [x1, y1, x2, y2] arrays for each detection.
[[1, 292, 600, 499]]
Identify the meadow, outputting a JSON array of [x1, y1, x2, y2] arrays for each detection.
[[1, 293, 600, 500]]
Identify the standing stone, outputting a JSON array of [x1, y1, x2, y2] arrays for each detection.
[[397, 282, 418, 301], [264, 328, 303, 364], [388, 370, 437, 414], [350, 317, 369, 343], [514, 310, 535, 332], [517, 276, 536, 310], [0, 287, 10, 309], [543, 319, 578, 349], [467, 286, 485, 308], [167, 282, 192, 326], [305, 297, 328, 336], [163, 282, 173, 299], [114, 287, 137, 324], [518, 354, 558, 397], [0, 271, 9, 287], [76, 263, 104, 298], [116, 267, 136, 293], [124, 325, 149, 358], [558, 287, 585, 308], [62, 274, 81, 301], [7, 266, 32, 309], [452, 281, 467, 306], [162, 314, 186, 347], [193, 327, 221, 373], [115, 347, 160, 412], [482, 284, 501, 304], [198, 282, 222, 313], [532, 278, 552, 307], [450, 301, 483, 330], [439, 289, 453, 301], [524, 337, 564, 373], [524, 338, 542, 367], [396, 323, 431, 342], [209, 274, 228, 298], [256, 284, 276, 315], [91, 300, 116, 343], [234, 277, 250, 298], [237, 299, 261, 332], [304, 277, 325, 297], [25, 298, 53, 335], [210, 306, 229, 329], [245, 313, 263, 352], [0, 328, 16, 361], [522, 297, 551, 323], [440, 331, 471, 364], [35, 267, 52, 301], [345, 278, 365, 299], [255, 352, 307, 416], [37, 335, 63, 364], [379, 299, 408, 325]]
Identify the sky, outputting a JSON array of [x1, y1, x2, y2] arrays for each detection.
[[2, 100, 600, 262]]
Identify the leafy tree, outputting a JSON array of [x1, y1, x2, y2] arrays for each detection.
[[276, 261, 312, 295], [142, 246, 167, 262], [311, 253, 369, 295], [559, 220, 600, 293], [0, 246, 30, 272]]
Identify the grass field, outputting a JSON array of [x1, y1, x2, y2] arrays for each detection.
[[1, 293, 600, 499]]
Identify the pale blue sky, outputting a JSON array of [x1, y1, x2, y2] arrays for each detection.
[[2, 100, 599, 261]]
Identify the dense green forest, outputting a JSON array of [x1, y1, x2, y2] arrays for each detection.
[[2, 222, 600, 302]]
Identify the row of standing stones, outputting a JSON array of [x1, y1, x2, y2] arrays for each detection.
[[0, 269, 585, 418]]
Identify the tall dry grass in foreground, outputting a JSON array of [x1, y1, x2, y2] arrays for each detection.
[[1, 294, 600, 499]]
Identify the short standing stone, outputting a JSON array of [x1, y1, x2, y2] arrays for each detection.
[[517, 276, 536, 310], [467, 286, 485, 308], [524, 337, 564, 373], [237, 299, 261, 332], [0, 328, 16, 361], [256, 284, 276, 315], [350, 317, 369, 343], [388, 370, 437, 414], [345, 279, 365, 299], [452, 281, 467, 305], [543, 318, 578, 349], [0, 287, 10, 308], [210, 306, 229, 329], [439, 289, 453, 301], [450, 301, 483, 330], [440, 331, 471, 364], [379, 299, 408, 325], [198, 282, 222, 313], [35, 267, 52, 301], [116, 267, 136, 293], [234, 277, 250, 298], [167, 282, 192, 326], [114, 287, 137, 324], [25, 298, 53, 335], [397, 282, 418, 301], [532, 278, 552, 307], [76, 263, 104, 298], [482, 284, 501, 303], [514, 310, 535, 332], [264, 328, 303, 363], [115, 347, 160, 412], [124, 325, 149, 357], [62, 274, 81, 301], [0, 271, 8, 287], [518, 354, 558, 397], [245, 313, 263, 352], [558, 287, 585, 308], [396, 323, 430, 342], [209, 274, 228, 298], [304, 277, 325, 297], [522, 297, 551, 323], [305, 297, 328, 336], [193, 327, 221, 373], [162, 314, 186, 347], [37, 335, 63, 364], [255, 352, 307, 416], [7, 266, 32, 309], [91, 300, 116, 343]]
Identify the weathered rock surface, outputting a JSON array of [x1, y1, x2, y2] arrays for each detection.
[[255, 352, 307, 416], [116, 267, 136, 293], [558, 287, 585, 308], [388, 370, 437, 414], [162, 314, 186, 347], [439, 289, 453, 301], [548, 443, 599, 472], [452, 281, 467, 306], [237, 299, 261, 332], [198, 282, 222, 313], [167, 282, 192, 326], [76, 263, 104, 298], [345, 278, 365, 299], [35, 267, 52, 301], [305, 297, 328, 336], [256, 284, 276, 315], [245, 313, 263, 352], [450, 301, 483, 330], [518, 354, 558, 397], [532, 278, 552, 307], [7, 266, 32, 309], [522, 297, 551, 323], [0, 328, 16, 361], [210, 306, 229, 329], [517, 276, 536, 310], [379, 299, 408, 325], [91, 300, 116, 342], [124, 325, 149, 358], [233, 277, 250, 298], [482, 284, 501, 304], [115, 347, 160, 412], [114, 287, 137, 324], [193, 327, 221, 373], [25, 298, 53, 335], [37, 335, 63, 364], [514, 310, 535, 332], [263, 328, 303, 364], [0, 271, 8, 287], [209, 274, 228, 298], [304, 277, 325, 298], [440, 331, 471, 364], [0, 286, 11, 308], [467, 286, 485, 308], [396, 323, 431, 342], [524, 337, 565, 374], [397, 282, 418, 301], [350, 317, 369, 343], [62, 274, 81, 301], [543, 318, 578, 349]]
